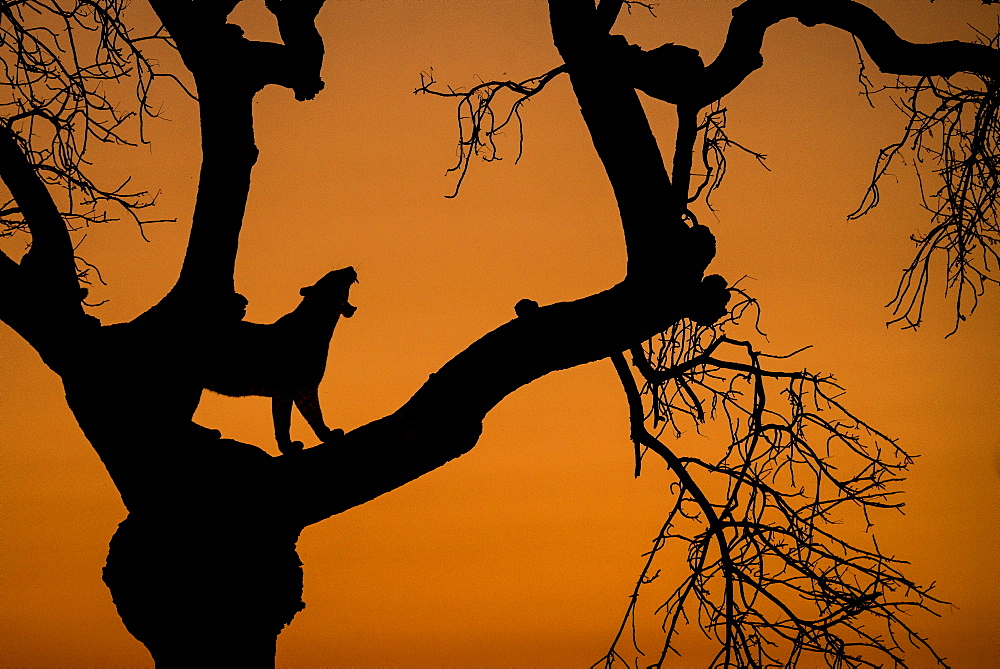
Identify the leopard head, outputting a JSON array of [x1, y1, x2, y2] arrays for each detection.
[[299, 266, 358, 318]]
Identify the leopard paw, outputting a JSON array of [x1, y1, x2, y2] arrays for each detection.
[[278, 440, 305, 455]]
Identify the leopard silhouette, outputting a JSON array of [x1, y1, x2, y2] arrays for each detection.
[[204, 266, 358, 454]]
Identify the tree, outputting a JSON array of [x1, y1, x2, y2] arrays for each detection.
[[1, 0, 997, 667]]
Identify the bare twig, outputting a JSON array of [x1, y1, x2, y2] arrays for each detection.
[[690, 103, 769, 211]]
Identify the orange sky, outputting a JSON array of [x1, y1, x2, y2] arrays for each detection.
[[1, 1, 998, 666]]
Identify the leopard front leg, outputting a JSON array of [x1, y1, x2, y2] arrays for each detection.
[[272, 395, 303, 454], [294, 387, 343, 444]]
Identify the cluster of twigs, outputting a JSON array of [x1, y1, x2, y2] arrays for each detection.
[[598, 292, 947, 669], [415, 66, 566, 197], [852, 27, 1000, 332], [689, 103, 768, 211], [418, 70, 768, 207], [0, 0, 175, 243]]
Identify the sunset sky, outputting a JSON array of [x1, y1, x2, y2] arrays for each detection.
[[1, 0, 998, 666]]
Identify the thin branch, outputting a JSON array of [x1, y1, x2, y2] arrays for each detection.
[[415, 66, 567, 197]]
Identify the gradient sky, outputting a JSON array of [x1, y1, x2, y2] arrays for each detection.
[[1, 1, 998, 666]]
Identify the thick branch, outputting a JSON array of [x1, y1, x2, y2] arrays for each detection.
[[0, 126, 86, 342], [149, 0, 326, 100], [170, 86, 258, 303], [0, 249, 20, 321], [142, 0, 329, 310], [0, 128, 75, 283], [285, 281, 685, 525], [595, 0, 625, 32], [698, 0, 1000, 107], [265, 0, 326, 101], [548, 0, 684, 281], [547, 2, 731, 326], [0, 247, 16, 277], [671, 105, 699, 210]]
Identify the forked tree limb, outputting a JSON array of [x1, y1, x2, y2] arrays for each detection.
[[697, 0, 1000, 107], [142, 0, 330, 308], [320, 0, 991, 541], [548, 0, 684, 280], [147, 0, 327, 106], [58, 0, 705, 530]]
